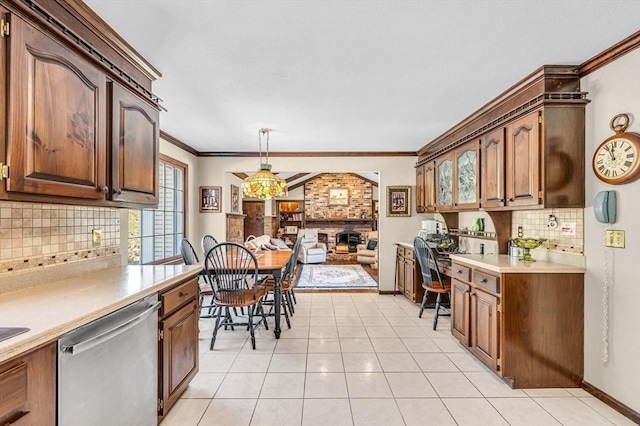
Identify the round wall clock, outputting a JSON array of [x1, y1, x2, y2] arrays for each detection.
[[592, 113, 640, 185]]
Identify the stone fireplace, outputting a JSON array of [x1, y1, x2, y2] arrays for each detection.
[[335, 230, 362, 253]]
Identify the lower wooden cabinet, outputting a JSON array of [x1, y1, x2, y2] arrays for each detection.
[[0, 342, 56, 426], [395, 245, 419, 302], [158, 277, 199, 419], [451, 260, 584, 388]]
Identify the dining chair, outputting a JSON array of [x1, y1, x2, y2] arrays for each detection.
[[180, 238, 216, 318], [204, 242, 269, 350], [263, 237, 303, 327], [413, 236, 451, 330], [201, 234, 218, 258]]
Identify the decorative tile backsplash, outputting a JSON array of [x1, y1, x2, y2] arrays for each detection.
[[511, 209, 584, 254], [0, 202, 120, 274]]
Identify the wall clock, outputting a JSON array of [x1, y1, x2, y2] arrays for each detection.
[[592, 113, 640, 185]]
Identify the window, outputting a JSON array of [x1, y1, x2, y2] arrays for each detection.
[[128, 154, 187, 264]]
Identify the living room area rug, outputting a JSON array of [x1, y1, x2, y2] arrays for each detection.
[[296, 264, 378, 289]]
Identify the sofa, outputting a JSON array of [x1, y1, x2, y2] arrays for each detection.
[[244, 235, 291, 251], [297, 229, 327, 263], [356, 230, 378, 269]]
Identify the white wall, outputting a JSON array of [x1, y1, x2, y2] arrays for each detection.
[[193, 156, 422, 291], [582, 48, 640, 412]]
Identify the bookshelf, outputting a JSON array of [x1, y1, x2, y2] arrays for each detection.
[[277, 200, 304, 244]]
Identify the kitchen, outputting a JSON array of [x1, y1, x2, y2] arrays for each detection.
[[1, 0, 639, 425]]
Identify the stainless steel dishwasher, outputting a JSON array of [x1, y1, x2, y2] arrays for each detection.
[[58, 294, 161, 426]]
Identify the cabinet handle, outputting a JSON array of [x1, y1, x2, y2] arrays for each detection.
[[480, 278, 487, 283], [113, 188, 122, 195], [456, 270, 463, 274], [509, 197, 514, 202], [498, 198, 504, 202], [179, 291, 189, 298], [99, 186, 109, 194]]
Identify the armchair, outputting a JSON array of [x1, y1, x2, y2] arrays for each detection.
[[356, 231, 378, 269], [297, 229, 327, 263]]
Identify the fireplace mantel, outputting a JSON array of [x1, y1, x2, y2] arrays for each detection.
[[305, 218, 374, 225]]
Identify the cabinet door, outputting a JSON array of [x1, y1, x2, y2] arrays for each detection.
[[111, 83, 159, 205], [415, 164, 425, 213], [404, 255, 415, 301], [454, 141, 480, 209], [5, 15, 107, 200], [435, 153, 454, 210], [451, 279, 470, 346], [481, 128, 505, 208], [471, 289, 500, 371], [506, 112, 540, 207], [396, 247, 406, 295], [159, 299, 199, 417], [424, 161, 436, 212]]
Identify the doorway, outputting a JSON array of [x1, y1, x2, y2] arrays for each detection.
[[243, 200, 265, 238]]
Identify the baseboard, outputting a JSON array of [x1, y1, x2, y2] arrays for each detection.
[[582, 380, 640, 424], [378, 290, 401, 295]]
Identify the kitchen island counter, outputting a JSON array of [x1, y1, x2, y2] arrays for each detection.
[[0, 264, 201, 363]]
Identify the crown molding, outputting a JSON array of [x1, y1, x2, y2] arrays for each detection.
[[579, 30, 640, 77]]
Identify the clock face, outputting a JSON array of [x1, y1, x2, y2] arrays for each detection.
[[593, 136, 640, 184]]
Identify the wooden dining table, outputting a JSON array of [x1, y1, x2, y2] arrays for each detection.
[[253, 249, 292, 338]]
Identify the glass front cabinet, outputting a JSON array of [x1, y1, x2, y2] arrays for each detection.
[[435, 140, 480, 211]]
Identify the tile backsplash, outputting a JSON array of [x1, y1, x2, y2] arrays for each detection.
[[511, 209, 584, 254], [0, 202, 120, 274]]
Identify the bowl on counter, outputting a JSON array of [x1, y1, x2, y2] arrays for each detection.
[[510, 237, 547, 262]]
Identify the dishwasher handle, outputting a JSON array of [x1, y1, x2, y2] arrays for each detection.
[[61, 301, 161, 355]]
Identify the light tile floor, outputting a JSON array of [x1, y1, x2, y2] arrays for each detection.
[[160, 293, 634, 426]]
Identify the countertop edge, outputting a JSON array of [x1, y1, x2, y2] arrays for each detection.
[[0, 266, 201, 364], [448, 254, 587, 274]]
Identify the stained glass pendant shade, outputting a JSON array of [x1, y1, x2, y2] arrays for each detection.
[[242, 129, 287, 200]]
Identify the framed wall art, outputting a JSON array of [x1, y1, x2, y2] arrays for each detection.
[[329, 188, 349, 206], [230, 184, 240, 213], [200, 186, 221, 213], [386, 186, 411, 217]]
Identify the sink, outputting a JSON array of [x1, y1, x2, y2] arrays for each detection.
[[0, 327, 30, 342]]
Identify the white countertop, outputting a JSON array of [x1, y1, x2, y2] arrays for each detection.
[[0, 264, 201, 363], [448, 254, 586, 274]]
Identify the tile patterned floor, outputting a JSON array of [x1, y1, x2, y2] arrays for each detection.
[[160, 293, 634, 426]]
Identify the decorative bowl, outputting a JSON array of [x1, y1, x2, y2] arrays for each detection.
[[510, 237, 547, 262]]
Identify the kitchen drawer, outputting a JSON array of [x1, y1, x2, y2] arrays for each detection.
[[451, 264, 471, 283], [473, 270, 500, 294], [0, 362, 28, 419], [161, 278, 198, 317]]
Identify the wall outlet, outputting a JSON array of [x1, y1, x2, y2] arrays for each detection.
[[605, 230, 625, 248], [517, 226, 523, 237], [92, 229, 102, 247]]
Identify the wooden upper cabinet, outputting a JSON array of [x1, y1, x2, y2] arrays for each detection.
[[4, 14, 107, 200], [415, 161, 436, 213], [481, 128, 506, 208], [110, 83, 159, 205], [454, 140, 480, 209], [505, 111, 540, 207]]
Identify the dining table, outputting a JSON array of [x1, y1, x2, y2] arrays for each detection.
[[253, 249, 292, 338]]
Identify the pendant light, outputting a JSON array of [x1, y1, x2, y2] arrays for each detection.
[[242, 128, 287, 200]]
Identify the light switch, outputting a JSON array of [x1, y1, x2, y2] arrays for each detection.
[[92, 229, 102, 247], [605, 230, 625, 248]]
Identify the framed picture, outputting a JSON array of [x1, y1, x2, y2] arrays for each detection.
[[386, 186, 411, 217], [329, 188, 349, 205], [200, 186, 221, 213], [230, 184, 240, 213]]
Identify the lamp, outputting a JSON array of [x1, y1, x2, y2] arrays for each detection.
[[242, 129, 287, 200]]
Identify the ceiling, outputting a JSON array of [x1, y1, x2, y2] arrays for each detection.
[[84, 0, 640, 154]]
